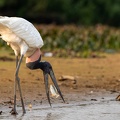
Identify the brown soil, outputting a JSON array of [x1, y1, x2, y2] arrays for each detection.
[[0, 53, 120, 107]]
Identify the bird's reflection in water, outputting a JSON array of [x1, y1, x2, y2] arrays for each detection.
[[15, 112, 58, 120], [45, 112, 63, 120], [45, 113, 55, 120], [12, 113, 25, 120]]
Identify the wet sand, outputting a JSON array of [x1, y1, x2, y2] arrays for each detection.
[[0, 93, 120, 120], [0, 53, 120, 119]]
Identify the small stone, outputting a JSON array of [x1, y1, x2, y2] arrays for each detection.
[[0, 111, 2, 115], [116, 95, 120, 101], [91, 99, 97, 101], [28, 104, 32, 109]]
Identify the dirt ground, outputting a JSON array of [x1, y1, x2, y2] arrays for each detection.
[[0, 52, 120, 108]]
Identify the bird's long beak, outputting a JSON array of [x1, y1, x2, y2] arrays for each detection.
[[49, 70, 65, 103], [43, 72, 51, 106], [43, 69, 65, 106]]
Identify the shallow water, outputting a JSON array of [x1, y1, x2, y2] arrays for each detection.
[[0, 96, 120, 120]]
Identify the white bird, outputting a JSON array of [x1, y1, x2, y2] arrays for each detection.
[[0, 16, 65, 115]]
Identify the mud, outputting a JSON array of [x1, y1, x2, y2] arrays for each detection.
[[0, 93, 120, 120], [1, 53, 120, 119], [0, 56, 14, 61]]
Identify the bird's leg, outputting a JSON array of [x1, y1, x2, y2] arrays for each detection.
[[11, 55, 26, 114], [10, 56, 19, 115], [16, 55, 26, 114], [43, 72, 51, 106]]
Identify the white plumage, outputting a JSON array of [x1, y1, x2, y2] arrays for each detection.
[[0, 16, 44, 56]]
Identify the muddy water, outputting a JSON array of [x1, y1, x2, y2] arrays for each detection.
[[0, 96, 120, 120]]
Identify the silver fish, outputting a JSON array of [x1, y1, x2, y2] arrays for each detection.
[[50, 85, 59, 98]]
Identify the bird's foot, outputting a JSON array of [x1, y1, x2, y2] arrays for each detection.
[[10, 108, 18, 115]]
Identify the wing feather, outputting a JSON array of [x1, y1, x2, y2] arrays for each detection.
[[0, 17, 43, 48]]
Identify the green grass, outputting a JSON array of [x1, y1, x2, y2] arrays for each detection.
[[0, 25, 120, 58]]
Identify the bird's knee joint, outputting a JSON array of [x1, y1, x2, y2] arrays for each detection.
[[15, 72, 18, 77], [15, 75, 20, 81]]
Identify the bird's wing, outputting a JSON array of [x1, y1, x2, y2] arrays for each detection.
[[0, 17, 44, 48]]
